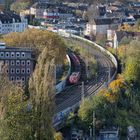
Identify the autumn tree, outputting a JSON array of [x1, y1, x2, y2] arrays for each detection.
[[1, 29, 66, 61], [78, 94, 117, 129], [0, 29, 66, 139], [54, 132, 63, 140], [123, 57, 140, 84], [10, 1, 30, 13], [28, 31, 66, 139], [0, 76, 32, 140]]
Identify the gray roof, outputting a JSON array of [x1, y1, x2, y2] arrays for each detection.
[[0, 11, 21, 24], [92, 17, 120, 25], [0, 47, 32, 52]]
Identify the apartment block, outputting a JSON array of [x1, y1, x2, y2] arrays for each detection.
[[0, 43, 35, 84], [0, 11, 28, 34]]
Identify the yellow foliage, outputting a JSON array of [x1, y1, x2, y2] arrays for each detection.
[[109, 79, 124, 93], [97, 78, 125, 103], [117, 45, 127, 59], [54, 132, 63, 140], [118, 23, 132, 31]]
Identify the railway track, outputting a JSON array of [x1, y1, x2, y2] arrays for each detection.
[[55, 39, 116, 113]]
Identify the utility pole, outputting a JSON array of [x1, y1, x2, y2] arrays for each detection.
[[92, 111, 96, 140], [81, 81, 85, 102], [89, 126, 92, 139], [54, 64, 56, 86], [95, 72, 98, 85], [108, 65, 111, 85]]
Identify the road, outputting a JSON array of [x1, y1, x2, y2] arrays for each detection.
[[55, 39, 116, 114]]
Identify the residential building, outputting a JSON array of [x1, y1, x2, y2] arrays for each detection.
[[0, 43, 35, 84], [30, 2, 73, 20], [84, 17, 121, 36], [0, 11, 28, 34]]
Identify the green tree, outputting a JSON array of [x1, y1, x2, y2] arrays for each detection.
[[29, 46, 57, 140], [0, 30, 66, 140], [27, 30, 66, 140], [0, 77, 33, 140], [78, 95, 116, 129], [124, 57, 140, 84]]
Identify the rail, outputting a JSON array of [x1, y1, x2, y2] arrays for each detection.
[[53, 34, 118, 130], [27, 26, 117, 130], [71, 34, 118, 84]]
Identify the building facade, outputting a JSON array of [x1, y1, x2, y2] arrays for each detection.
[[0, 43, 35, 84], [30, 2, 73, 20], [84, 17, 121, 36], [0, 11, 28, 34]]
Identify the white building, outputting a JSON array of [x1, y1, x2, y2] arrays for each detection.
[[0, 11, 28, 35], [84, 17, 121, 36]]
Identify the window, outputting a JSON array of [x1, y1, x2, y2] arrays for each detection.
[[11, 68, 15, 74], [21, 68, 25, 74], [27, 60, 31, 66], [5, 60, 9, 65], [21, 52, 25, 57], [11, 60, 15, 66], [6, 69, 9, 73], [16, 60, 20, 66], [21, 77, 25, 82], [5, 52, 9, 57], [27, 68, 30, 74], [21, 60, 25, 66], [16, 52, 20, 57], [10, 76, 14, 81], [11, 52, 15, 57], [16, 76, 20, 81], [16, 69, 20, 74], [0, 52, 4, 57]]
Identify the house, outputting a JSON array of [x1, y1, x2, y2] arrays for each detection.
[[0, 43, 35, 84], [0, 11, 28, 34], [30, 2, 73, 20], [84, 17, 121, 36]]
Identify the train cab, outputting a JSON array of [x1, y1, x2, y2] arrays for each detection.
[[69, 72, 80, 84]]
